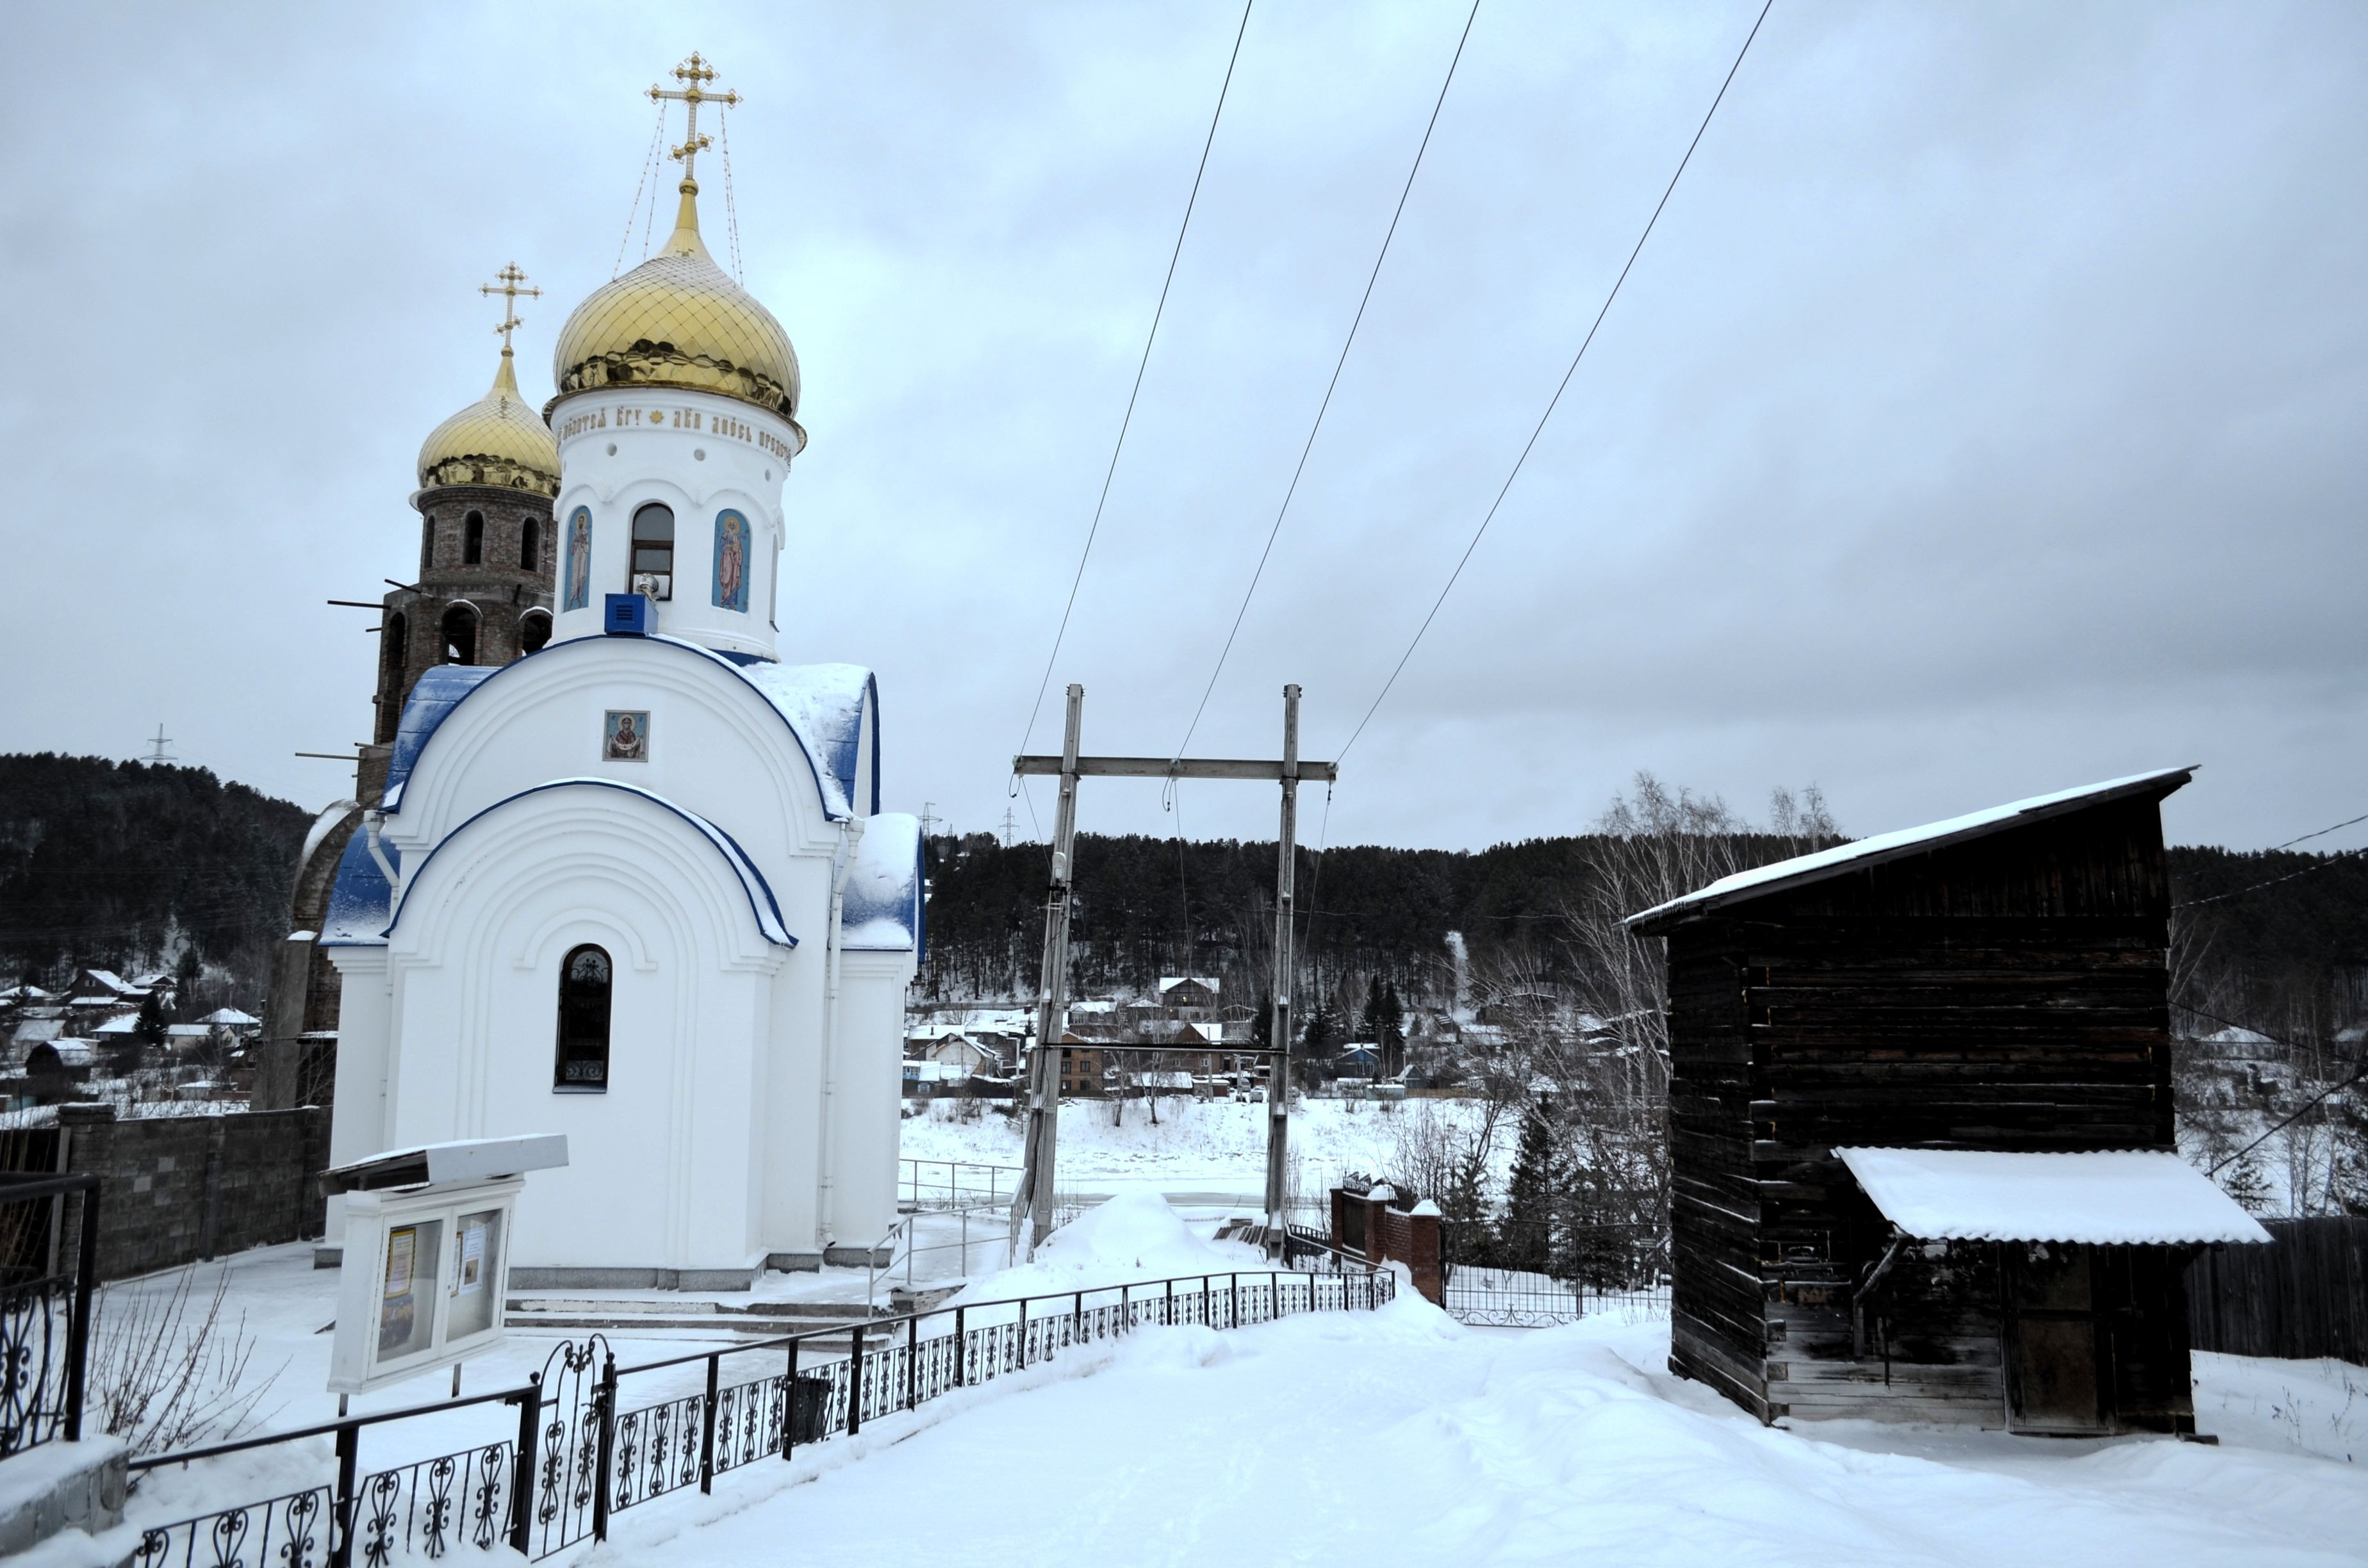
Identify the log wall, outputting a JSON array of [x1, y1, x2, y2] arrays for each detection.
[[1662, 794, 2194, 1430]]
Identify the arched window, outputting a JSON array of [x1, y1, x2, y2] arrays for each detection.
[[440, 601, 479, 666], [376, 610, 409, 742], [518, 608, 551, 654], [555, 944, 612, 1090], [520, 516, 541, 572], [629, 503, 674, 600], [420, 516, 436, 575], [464, 511, 484, 566]]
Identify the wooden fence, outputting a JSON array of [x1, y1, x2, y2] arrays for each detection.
[[2187, 1216, 2368, 1365]]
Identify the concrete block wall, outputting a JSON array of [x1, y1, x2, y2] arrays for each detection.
[[53, 1106, 329, 1281]]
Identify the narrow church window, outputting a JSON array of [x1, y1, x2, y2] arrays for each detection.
[[555, 945, 612, 1091], [465, 512, 485, 566], [520, 517, 541, 572], [629, 503, 674, 600], [519, 609, 551, 654], [440, 602, 479, 666]]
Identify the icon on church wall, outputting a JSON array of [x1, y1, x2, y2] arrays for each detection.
[[564, 508, 594, 612], [603, 710, 651, 762], [712, 510, 749, 612]]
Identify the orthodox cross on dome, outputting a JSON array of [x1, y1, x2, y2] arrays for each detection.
[[479, 263, 541, 354], [649, 52, 741, 188]]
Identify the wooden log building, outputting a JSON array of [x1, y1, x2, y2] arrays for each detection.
[[1629, 767, 2268, 1433]]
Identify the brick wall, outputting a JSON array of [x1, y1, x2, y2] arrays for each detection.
[[53, 1106, 328, 1281], [1330, 1184, 1443, 1305]]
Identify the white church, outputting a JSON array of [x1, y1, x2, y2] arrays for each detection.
[[313, 61, 921, 1288]]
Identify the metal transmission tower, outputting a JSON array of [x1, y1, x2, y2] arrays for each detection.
[[144, 724, 175, 765], [999, 805, 1018, 848]]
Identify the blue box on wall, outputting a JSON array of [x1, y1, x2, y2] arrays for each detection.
[[604, 594, 652, 637]]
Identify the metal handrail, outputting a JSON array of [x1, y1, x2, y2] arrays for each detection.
[[0, 1169, 100, 1452]]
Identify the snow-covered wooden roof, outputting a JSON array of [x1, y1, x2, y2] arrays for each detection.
[[1627, 766, 2196, 932], [1835, 1147, 2269, 1245]]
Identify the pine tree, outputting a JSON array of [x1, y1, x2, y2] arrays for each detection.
[[1380, 981, 1406, 1075], [1500, 1098, 1557, 1275], [2221, 1153, 2273, 1214]]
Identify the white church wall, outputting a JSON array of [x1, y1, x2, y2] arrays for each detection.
[[320, 945, 392, 1245], [761, 948, 826, 1261], [382, 641, 845, 870], [550, 388, 793, 660], [826, 950, 915, 1250], [380, 789, 789, 1279]]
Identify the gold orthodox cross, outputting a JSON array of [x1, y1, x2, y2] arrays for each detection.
[[649, 51, 741, 186], [480, 263, 540, 352]]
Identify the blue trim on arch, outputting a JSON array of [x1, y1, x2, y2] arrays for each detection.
[[383, 778, 798, 948], [374, 634, 873, 822]]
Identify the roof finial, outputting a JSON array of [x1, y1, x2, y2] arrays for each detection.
[[479, 263, 541, 357], [649, 52, 741, 194]]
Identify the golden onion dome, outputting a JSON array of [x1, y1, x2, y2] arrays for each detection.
[[416, 351, 562, 496], [550, 182, 806, 452]]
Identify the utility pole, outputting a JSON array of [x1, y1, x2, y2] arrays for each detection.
[[1009, 685, 1085, 1256], [1263, 685, 1299, 1247], [1006, 683, 1336, 1261]]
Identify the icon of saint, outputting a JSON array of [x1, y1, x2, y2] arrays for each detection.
[[606, 713, 645, 761], [568, 514, 592, 610], [718, 515, 745, 610]]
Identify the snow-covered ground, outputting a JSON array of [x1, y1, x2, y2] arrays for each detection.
[[591, 1293, 2368, 1567], [900, 1095, 1504, 1204]]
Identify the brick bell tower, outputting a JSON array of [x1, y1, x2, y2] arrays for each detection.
[[372, 264, 562, 781], [254, 267, 560, 1111]]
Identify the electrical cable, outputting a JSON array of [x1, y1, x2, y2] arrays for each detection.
[[1012, 0, 1256, 771], [2173, 840, 2368, 911], [1335, 0, 1774, 765], [1169, 0, 1481, 771]]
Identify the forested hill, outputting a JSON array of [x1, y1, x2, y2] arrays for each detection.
[[919, 831, 2368, 1013], [0, 753, 311, 1000]]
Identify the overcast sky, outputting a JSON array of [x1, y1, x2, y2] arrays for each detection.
[[3, 1, 2362, 856]]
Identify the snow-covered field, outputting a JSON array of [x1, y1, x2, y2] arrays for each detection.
[[900, 1095, 1503, 1202]]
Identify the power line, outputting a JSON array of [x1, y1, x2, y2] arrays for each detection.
[[2269, 808, 2368, 852], [1169, 0, 1481, 768], [1335, 0, 1775, 765], [2174, 840, 2368, 911], [1012, 0, 1256, 765]]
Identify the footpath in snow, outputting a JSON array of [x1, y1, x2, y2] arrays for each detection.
[[581, 1194, 2368, 1568]]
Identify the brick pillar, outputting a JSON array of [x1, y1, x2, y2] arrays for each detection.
[[1399, 1205, 1443, 1306]]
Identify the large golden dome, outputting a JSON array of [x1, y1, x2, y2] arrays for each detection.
[[551, 183, 805, 452], [416, 350, 561, 496]]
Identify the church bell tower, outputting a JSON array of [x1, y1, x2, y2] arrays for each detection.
[[371, 266, 563, 781]]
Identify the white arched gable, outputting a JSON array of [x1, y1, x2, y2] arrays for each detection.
[[380, 637, 854, 861], [386, 780, 796, 975]]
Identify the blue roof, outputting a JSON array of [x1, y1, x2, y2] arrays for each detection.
[[842, 812, 925, 959], [375, 640, 876, 821], [319, 828, 400, 947], [382, 666, 500, 810]]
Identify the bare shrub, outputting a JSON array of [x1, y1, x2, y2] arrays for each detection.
[[88, 1264, 284, 1456]]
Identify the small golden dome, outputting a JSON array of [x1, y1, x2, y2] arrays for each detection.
[[551, 183, 806, 452], [417, 351, 562, 496]]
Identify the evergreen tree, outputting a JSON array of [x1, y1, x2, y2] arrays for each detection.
[[136, 988, 170, 1048], [1302, 997, 1338, 1059], [2221, 1152, 2274, 1213], [1500, 1098, 1558, 1275], [1380, 980, 1406, 1075]]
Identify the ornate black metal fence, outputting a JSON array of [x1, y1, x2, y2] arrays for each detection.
[[126, 1265, 1393, 1565], [0, 1170, 100, 1458]]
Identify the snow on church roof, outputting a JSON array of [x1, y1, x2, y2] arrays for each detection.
[[1626, 766, 2196, 931], [842, 813, 925, 958], [320, 828, 399, 947], [1834, 1147, 2270, 1246], [737, 660, 879, 819], [377, 642, 877, 821]]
